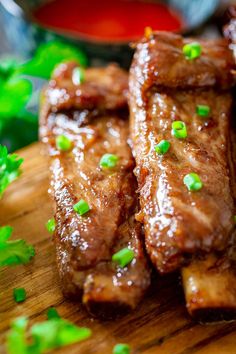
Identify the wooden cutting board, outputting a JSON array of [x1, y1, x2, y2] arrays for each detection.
[[1, 142, 236, 354]]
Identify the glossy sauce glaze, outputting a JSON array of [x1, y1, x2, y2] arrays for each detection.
[[182, 248, 236, 322], [129, 32, 236, 274], [40, 62, 150, 317], [33, 0, 183, 42]]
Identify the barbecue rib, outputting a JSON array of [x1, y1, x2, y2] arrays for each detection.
[[40, 62, 150, 317], [129, 31, 236, 274], [181, 125, 236, 322], [129, 31, 236, 321], [180, 14, 236, 323], [182, 246, 236, 322]]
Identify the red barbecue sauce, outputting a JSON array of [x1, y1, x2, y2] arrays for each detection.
[[33, 0, 183, 42]]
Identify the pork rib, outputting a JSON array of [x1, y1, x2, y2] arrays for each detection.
[[174, 15, 236, 322], [181, 122, 236, 321], [129, 31, 235, 274], [182, 246, 236, 322], [40, 62, 150, 317]]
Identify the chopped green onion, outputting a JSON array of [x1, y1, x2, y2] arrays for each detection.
[[112, 248, 135, 268], [196, 104, 210, 118], [113, 343, 131, 354], [73, 199, 90, 216], [171, 121, 187, 139], [47, 307, 60, 320], [154, 140, 170, 155], [183, 173, 203, 191], [46, 218, 56, 234], [234, 215, 236, 224], [100, 154, 119, 169], [13, 288, 26, 303], [56, 135, 72, 152], [183, 42, 202, 60], [72, 67, 85, 85]]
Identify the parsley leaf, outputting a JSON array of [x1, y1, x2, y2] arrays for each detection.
[[0, 58, 20, 80], [0, 77, 32, 120], [7, 317, 92, 354], [30, 318, 91, 352], [0, 144, 23, 197], [0, 112, 38, 152], [0, 41, 87, 151], [0, 226, 35, 267], [7, 317, 28, 354], [19, 41, 88, 79]]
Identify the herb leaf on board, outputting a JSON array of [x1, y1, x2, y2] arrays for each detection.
[[0, 226, 35, 267]]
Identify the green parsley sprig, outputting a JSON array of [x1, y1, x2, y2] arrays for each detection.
[[0, 144, 23, 198], [0, 226, 35, 267], [18, 40, 87, 79], [0, 41, 87, 152], [7, 316, 92, 354]]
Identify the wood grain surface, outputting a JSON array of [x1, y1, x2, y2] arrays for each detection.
[[0, 142, 236, 354]]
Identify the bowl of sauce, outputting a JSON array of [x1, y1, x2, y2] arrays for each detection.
[[33, 0, 184, 43], [0, 0, 220, 67]]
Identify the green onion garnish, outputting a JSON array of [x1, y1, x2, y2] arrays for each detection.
[[234, 215, 236, 223], [100, 154, 119, 169], [72, 67, 85, 85], [13, 288, 26, 303], [171, 121, 187, 139], [46, 218, 56, 234], [73, 199, 90, 216], [47, 307, 60, 320], [196, 104, 210, 118], [112, 248, 135, 268], [56, 135, 72, 152], [154, 140, 170, 155], [183, 42, 202, 60], [183, 173, 203, 191], [113, 343, 131, 354]]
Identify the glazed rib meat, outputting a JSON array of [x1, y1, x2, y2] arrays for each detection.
[[182, 246, 236, 322], [181, 124, 236, 322], [40, 62, 150, 317], [129, 32, 236, 274]]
